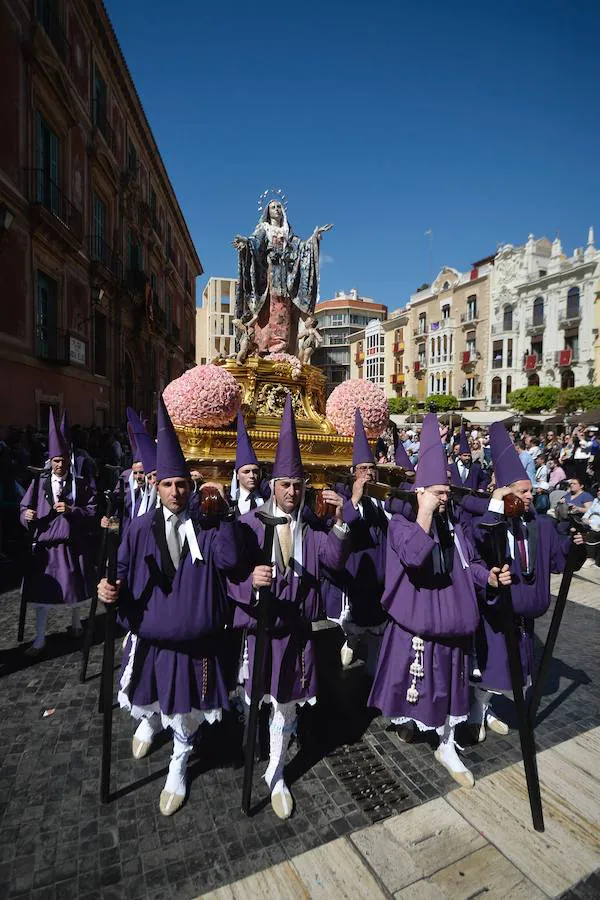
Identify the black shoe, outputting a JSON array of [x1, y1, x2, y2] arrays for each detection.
[[389, 721, 416, 743]]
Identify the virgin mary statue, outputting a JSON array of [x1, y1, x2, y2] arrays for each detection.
[[233, 194, 332, 356]]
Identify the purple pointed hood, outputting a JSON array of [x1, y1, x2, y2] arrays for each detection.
[[156, 395, 188, 482], [458, 426, 470, 455], [394, 437, 414, 471], [48, 407, 69, 459], [489, 422, 528, 487], [126, 407, 142, 462], [352, 408, 375, 467], [415, 413, 448, 488], [272, 394, 304, 479], [235, 410, 259, 470], [60, 409, 72, 450]]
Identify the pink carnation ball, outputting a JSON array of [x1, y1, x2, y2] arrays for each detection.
[[163, 365, 242, 428], [326, 379, 388, 437]]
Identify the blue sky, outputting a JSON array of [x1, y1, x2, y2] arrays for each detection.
[[104, 0, 600, 312]]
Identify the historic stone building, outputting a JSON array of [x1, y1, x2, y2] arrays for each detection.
[[487, 232, 598, 408], [0, 0, 201, 427], [402, 262, 493, 408], [349, 310, 411, 399]]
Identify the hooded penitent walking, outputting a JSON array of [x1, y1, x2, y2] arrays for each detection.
[[227, 394, 350, 819], [369, 413, 508, 787], [97, 396, 243, 817], [20, 408, 97, 654]]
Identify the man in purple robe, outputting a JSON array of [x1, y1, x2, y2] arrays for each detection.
[[98, 397, 242, 817], [229, 410, 271, 516], [20, 408, 97, 655], [468, 422, 586, 742], [227, 395, 350, 819], [323, 409, 390, 668], [449, 427, 489, 493], [369, 414, 510, 787]]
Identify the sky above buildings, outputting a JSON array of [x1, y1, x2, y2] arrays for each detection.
[[104, 0, 600, 312]]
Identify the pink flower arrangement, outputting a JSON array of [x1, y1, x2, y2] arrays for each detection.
[[326, 379, 389, 437], [266, 352, 302, 380], [163, 365, 242, 427]]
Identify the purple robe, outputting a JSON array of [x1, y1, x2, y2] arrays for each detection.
[[473, 508, 585, 691], [227, 504, 350, 704], [20, 472, 97, 607], [369, 514, 489, 729], [322, 497, 388, 625], [448, 462, 489, 535], [116, 508, 242, 716]]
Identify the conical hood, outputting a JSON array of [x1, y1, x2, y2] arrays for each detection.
[[415, 413, 448, 488], [235, 410, 259, 470], [156, 395, 188, 482], [458, 426, 470, 455], [126, 407, 142, 462], [48, 407, 69, 459], [489, 422, 528, 487], [394, 436, 414, 471], [272, 394, 304, 479], [60, 409, 71, 449], [352, 408, 375, 467]]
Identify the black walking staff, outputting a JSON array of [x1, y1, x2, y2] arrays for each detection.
[[528, 513, 588, 726], [479, 516, 545, 832], [80, 489, 114, 683], [99, 514, 120, 803], [241, 510, 287, 816]]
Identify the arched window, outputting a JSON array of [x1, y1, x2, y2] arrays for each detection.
[[528, 373, 540, 387], [567, 286, 580, 318], [561, 369, 575, 389], [491, 376, 502, 405], [533, 296, 544, 326], [503, 305, 513, 331]]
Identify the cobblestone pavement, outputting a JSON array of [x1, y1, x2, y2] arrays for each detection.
[[0, 568, 599, 900]]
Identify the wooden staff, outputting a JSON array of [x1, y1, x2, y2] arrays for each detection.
[[99, 516, 120, 804], [80, 489, 114, 683], [241, 510, 287, 816], [480, 517, 545, 832]]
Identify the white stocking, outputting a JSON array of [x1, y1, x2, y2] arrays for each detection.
[[264, 702, 297, 790], [436, 719, 469, 775], [164, 732, 195, 797], [33, 607, 50, 648], [134, 713, 164, 743], [469, 687, 493, 725]]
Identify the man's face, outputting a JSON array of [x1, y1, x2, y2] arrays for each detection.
[[51, 456, 68, 477], [147, 471, 157, 487], [189, 469, 202, 484], [158, 477, 191, 514], [132, 461, 145, 488], [509, 479, 533, 511], [354, 462, 377, 484], [428, 484, 450, 514], [238, 464, 260, 492], [460, 452, 471, 466], [273, 478, 303, 514]]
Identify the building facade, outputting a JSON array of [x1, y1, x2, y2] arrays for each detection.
[[349, 310, 411, 397], [313, 289, 387, 393], [196, 276, 236, 365], [402, 262, 492, 408], [487, 232, 599, 408], [0, 0, 201, 428]]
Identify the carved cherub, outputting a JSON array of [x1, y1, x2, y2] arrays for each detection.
[[233, 312, 258, 365], [298, 315, 323, 365]]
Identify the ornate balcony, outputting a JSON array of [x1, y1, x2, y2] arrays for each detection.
[[558, 307, 581, 328], [525, 316, 545, 335], [522, 353, 541, 372]]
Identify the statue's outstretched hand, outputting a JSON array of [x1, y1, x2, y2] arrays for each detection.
[[314, 224, 333, 240], [232, 235, 249, 250]]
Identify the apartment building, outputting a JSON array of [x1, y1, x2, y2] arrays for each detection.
[[196, 276, 236, 364], [0, 0, 201, 427]]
